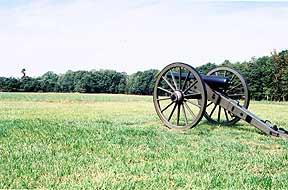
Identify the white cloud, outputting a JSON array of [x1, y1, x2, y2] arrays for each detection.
[[0, 1, 288, 77]]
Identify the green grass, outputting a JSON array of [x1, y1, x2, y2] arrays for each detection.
[[0, 92, 287, 189]]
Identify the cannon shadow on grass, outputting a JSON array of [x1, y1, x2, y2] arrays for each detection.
[[137, 119, 265, 138], [193, 120, 264, 136]]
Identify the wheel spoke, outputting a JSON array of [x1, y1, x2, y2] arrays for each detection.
[[183, 80, 198, 94], [217, 106, 221, 122], [182, 104, 188, 125], [206, 101, 213, 107], [161, 101, 174, 113], [184, 92, 202, 99], [168, 103, 177, 121], [226, 83, 242, 93], [184, 99, 201, 108], [231, 80, 241, 86], [181, 72, 191, 91], [162, 76, 176, 91], [177, 103, 180, 126], [224, 109, 229, 122], [170, 71, 178, 90], [179, 67, 182, 90], [157, 97, 171, 101], [184, 101, 195, 118], [158, 87, 173, 94], [209, 104, 217, 117], [230, 75, 236, 83]]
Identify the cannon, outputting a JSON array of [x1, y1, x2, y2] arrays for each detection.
[[153, 62, 288, 139]]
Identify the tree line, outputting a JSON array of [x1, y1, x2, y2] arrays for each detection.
[[0, 69, 159, 95], [0, 50, 287, 101]]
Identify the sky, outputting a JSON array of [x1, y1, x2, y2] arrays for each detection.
[[0, 1, 288, 77]]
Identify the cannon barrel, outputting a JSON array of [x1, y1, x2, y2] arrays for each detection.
[[167, 72, 230, 87]]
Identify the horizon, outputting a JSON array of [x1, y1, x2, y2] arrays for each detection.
[[0, 49, 285, 78], [1, 1, 288, 77]]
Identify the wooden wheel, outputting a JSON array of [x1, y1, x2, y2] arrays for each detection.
[[153, 62, 207, 130], [204, 67, 250, 126]]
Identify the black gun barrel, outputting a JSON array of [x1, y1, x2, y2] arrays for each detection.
[[167, 72, 230, 87]]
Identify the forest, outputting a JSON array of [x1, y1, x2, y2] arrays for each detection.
[[0, 50, 287, 101]]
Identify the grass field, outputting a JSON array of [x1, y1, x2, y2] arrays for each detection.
[[0, 92, 288, 189]]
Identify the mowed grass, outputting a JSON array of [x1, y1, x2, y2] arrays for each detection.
[[0, 93, 287, 189]]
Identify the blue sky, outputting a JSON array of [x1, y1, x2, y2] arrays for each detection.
[[0, 1, 288, 77]]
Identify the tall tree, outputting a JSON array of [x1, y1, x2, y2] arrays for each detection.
[[271, 50, 288, 101]]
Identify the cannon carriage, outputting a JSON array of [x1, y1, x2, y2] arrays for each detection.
[[153, 62, 288, 138]]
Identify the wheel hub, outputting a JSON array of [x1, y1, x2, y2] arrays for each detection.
[[171, 90, 184, 103]]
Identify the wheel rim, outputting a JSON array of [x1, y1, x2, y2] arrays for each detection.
[[153, 62, 207, 130], [204, 67, 250, 126]]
